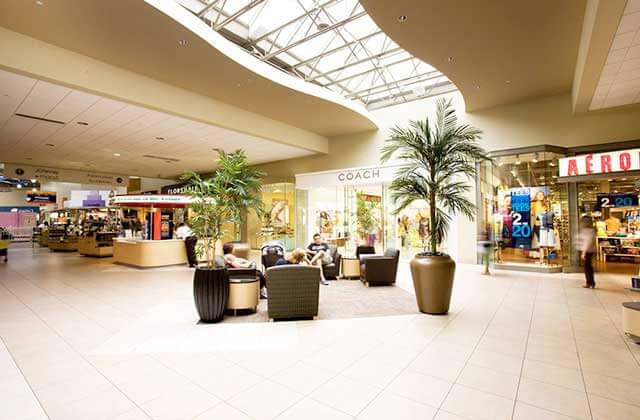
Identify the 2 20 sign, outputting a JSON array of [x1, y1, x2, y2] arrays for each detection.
[[597, 193, 638, 208]]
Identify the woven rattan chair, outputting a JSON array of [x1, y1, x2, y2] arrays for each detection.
[[266, 265, 320, 320]]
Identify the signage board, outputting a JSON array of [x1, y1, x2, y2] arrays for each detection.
[[559, 148, 640, 177], [25, 191, 56, 204], [4, 164, 128, 187], [295, 165, 401, 189], [596, 193, 639, 209], [110, 194, 192, 207], [160, 183, 192, 195], [510, 188, 532, 248]]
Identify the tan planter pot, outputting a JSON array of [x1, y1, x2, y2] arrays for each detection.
[[410, 254, 455, 314]]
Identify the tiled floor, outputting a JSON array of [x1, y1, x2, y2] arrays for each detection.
[[1, 244, 640, 420]]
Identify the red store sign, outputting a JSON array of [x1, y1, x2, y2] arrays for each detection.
[[559, 148, 640, 177]]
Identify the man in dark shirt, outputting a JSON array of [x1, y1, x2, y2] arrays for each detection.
[[307, 233, 331, 285]]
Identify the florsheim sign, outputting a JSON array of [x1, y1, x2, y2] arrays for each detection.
[[559, 148, 640, 177]]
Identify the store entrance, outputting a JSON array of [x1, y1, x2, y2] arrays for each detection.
[[578, 176, 640, 275]]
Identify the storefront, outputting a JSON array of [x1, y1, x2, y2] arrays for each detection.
[[477, 146, 569, 272], [559, 145, 640, 275], [294, 165, 445, 258], [478, 141, 640, 274]]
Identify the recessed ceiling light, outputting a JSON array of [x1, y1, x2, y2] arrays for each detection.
[[77, 121, 89, 126], [35, 0, 44, 5], [506, 80, 511, 84], [113, 153, 121, 157], [178, 39, 188, 46], [475, 85, 480, 89], [447, 56, 454, 62], [155, 136, 165, 140], [16, 184, 22, 189], [398, 15, 408, 23], [45, 143, 55, 147]]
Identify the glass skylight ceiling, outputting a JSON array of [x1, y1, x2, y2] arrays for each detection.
[[176, 0, 457, 110]]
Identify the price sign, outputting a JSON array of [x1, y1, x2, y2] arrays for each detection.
[[596, 193, 639, 209]]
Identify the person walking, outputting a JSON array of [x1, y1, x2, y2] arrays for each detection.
[[579, 216, 596, 289], [176, 223, 197, 268]]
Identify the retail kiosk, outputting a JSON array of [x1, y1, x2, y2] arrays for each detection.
[[110, 194, 190, 268]]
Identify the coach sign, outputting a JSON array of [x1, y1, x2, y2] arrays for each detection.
[[296, 165, 400, 189], [559, 148, 640, 178]]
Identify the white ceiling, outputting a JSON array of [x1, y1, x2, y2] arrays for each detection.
[[591, 0, 640, 110], [0, 69, 315, 178]]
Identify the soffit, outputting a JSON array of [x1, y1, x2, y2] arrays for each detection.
[[0, 0, 376, 137], [591, 0, 640, 110], [0, 69, 314, 178], [359, 0, 587, 112]]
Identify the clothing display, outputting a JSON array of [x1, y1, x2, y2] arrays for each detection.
[[605, 216, 621, 233]]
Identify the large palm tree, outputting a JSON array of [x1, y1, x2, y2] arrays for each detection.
[[381, 98, 490, 255]]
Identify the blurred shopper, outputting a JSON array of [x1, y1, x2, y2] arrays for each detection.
[[275, 248, 308, 265], [176, 223, 197, 268], [578, 216, 596, 289]]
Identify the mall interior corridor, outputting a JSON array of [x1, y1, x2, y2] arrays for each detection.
[[1, 246, 639, 420]]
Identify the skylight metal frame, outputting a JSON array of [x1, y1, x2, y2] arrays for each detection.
[[184, 0, 456, 109]]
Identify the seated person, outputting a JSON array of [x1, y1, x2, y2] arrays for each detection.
[[306, 233, 331, 285], [275, 248, 308, 266], [223, 242, 267, 299]]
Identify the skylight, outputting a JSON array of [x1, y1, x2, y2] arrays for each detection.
[[176, 0, 457, 110]]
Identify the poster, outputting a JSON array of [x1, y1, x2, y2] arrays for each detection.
[[269, 200, 289, 227], [510, 188, 532, 248]]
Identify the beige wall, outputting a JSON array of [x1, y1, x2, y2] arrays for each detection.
[[256, 92, 640, 263]]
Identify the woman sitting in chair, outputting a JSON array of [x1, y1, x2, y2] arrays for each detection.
[[223, 242, 267, 299]]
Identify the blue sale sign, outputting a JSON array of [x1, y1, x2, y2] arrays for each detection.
[[510, 188, 531, 248]]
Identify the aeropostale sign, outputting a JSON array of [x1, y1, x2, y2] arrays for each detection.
[[559, 148, 640, 177]]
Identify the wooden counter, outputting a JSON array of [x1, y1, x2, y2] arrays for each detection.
[[78, 233, 118, 257], [113, 239, 187, 268]]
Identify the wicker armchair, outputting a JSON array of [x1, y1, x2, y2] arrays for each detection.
[[266, 265, 320, 320], [360, 248, 400, 286]]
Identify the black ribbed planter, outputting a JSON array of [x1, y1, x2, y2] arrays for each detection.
[[193, 267, 229, 323]]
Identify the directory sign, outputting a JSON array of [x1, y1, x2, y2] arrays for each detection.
[[510, 188, 532, 248]]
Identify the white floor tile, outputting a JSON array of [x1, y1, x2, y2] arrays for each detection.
[[310, 375, 382, 416], [387, 370, 452, 407], [140, 383, 219, 420], [441, 384, 513, 420], [228, 379, 303, 420], [517, 378, 590, 420], [276, 397, 352, 420], [357, 391, 438, 420]]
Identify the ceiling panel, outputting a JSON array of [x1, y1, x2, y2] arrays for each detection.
[[591, 0, 640, 110], [16, 80, 70, 118], [0, 68, 315, 178]]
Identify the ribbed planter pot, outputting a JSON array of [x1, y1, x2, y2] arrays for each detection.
[[193, 267, 229, 323], [410, 254, 455, 315]]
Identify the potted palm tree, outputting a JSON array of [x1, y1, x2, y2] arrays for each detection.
[[181, 149, 264, 323], [381, 98, 490, 314]]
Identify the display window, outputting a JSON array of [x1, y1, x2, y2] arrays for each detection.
[[577, 177, 640, 274], [478, 150, 569, 271], [247, 182, 296, 250]]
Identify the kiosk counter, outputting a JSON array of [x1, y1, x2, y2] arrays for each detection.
[[111, 194, 191, 268]]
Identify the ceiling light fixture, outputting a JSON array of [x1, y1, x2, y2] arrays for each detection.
[[16, 184, 22, 189], [447, 56, 454, 62], [532, 152, 539, 163], [77, 121, 89, 126], [31, 188, 37, 192], [178, 39, 188, 46], [398, 15, 407, 23], [515, 155, 521, 165], [155, 136, 165, 140], [506, 80, 511, 84], [113, 153, 121, 157], [45, 143, 55, 147], [35, 0, 44, 5]]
